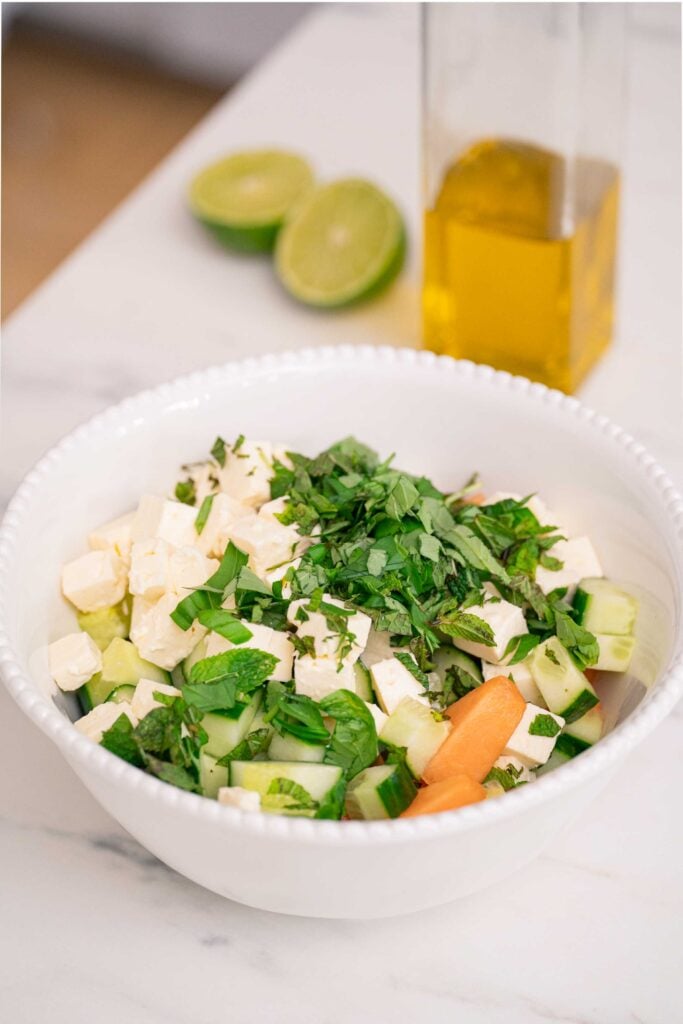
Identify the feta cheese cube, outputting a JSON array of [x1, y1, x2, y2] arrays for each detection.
[[196, 493, 253, 558], [219, 440, 277, 508], [452, 595, 528, 664], [230, 513, 301, 576], [62, 549, 128, 612], [131, 678, 181, 720], [258, 496, 289, 524], [264, 557, 300, 594], [370, 657, 430, 715], [168, 546, 219, 595], [294, 655, 357, 702], [502, 703, 565, 768], [360, 629, 409, 668], [535, 536, 603, 598], [74, 701, 138, 743], [481, 659, 547, 706], [88, 512, 134, 565], [217, 786, 262, 812], [130, 593, 206, 670], [131, 495, 198, 547], [364, 701, 389, 732], [48, 632, 102, 691], [129, 538, 171, 600], [205, 621, 294, 682], [492, 754, 535, 784], [287, 595, 371, 663], [180, 462, 221, 505]]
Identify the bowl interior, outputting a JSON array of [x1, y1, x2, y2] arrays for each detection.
[[4, 352, 682, 739]]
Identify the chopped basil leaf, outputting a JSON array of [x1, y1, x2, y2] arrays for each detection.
[[319, 689, 378, 778], [195, 494, 214, 534], [183, 649, 277, 712], [175, 478, 196, 506], [197, 609, 253, 644], [216, 728, 272, 767], [503, 633, 541, 665]]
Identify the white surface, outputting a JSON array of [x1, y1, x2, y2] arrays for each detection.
[[1, 2, 681, 1020]]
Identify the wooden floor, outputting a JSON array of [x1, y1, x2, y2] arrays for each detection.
[[2, 26, 222, 319]]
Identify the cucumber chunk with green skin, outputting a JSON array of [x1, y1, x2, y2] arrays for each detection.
[[77, 637, 170, 712], [594, 634, 635, 673], [379, 697, 451, 779], [556, 703, 604, 757], [229, 760, 344, 818], [573, 579, 638, 636], [345, 762, 417, 819], [106, 684, 136, 704], [202, 691, 262, 758], [268, 730, 327, 763], [200, 751, 228, 798], [77, 600, 131, 651], [529, 637, 599, 723], [431, 647, 482, 687], [536, 747, 572, 776], [353, 660, 374, 703]]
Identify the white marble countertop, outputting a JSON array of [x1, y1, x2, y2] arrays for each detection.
[[1, 5, 681, 1022]]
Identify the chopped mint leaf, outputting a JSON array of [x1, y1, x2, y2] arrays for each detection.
[[545, 646, 561, 666], [265, 682, 330, 744], [554, 611, 599, 670], [484, 765, 525, 791], [175, 478, 196, 506], [261, 777, 319, 813], [215, 728, 272, 768], [385, 476, 420, 520], [197, 609, 253, 644], [445, 525, 510, 583], [232, 433, 245, 453], [394, 651, 429, 687], [320, 689, 378, 778], [529, 713, 561, 737], [434, 608, 496, 647], [290, 633, 316, 658], [145, 756, 199, 792], [183, 648, 277, 712], [195, 494, 214, 535], [503, 633, 541, 666], [419, 533, 441, 562], [367, 548, 388, 577], [100, 713, 144, 766], [211, 436, 227, 467]]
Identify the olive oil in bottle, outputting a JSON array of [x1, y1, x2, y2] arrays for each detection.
[[423, 139, 619, 393]]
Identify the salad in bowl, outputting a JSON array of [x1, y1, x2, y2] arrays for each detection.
[[48, 432, 639, 821]]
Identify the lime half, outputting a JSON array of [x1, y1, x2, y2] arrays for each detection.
[[275, 179, 406, 307], [189, 150, 314, 253]]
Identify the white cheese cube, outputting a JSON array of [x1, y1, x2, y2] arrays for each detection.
[[481, 659, 547, 706], [131, 678, 181, 720], [287, 595, 371, 663], [294, 655, 357, 702], [452, 595, 528, 664], [364, 701, 388, 732], [62, 549, 127, 612], [535, 537, 603, 598], [196, 493, 253, 558], [230, 514, 301, 575], [219, 440, 277, 508], [502, 703, 565, 768], [181, 462, 221, 505], [130, 593, 207, 670], [88, 512, 134, 565], [48, 632, 102, 691], [370, 657, 430, 715], [131, 495, 198, 547], [217, 786, 262, 812], [129, 538, 171, 600], [264, 557, 300, 594], [360, 629, 409, 668], [74, 701, 138, 743], [492, 754, 535, 784], [168, 546, 219, 595], [258, 496, 289, 524], [204, 621, 294, 682]]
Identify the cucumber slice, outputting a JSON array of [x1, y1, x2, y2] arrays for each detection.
[[353, 660, 374, 702], [200, 751, 228, 799], [345, 762, 416, 819], [432, 647, 482, 687], [106, 684, 136, 704], [248, 705, 275, 743], [268, 731, 327, 763], [77, 637, 170, 713], [229, 760, 344, 818], [379, 697, 451, 779], [573, 579, 637, 636], [529, 637, 598, 723], [564, 704, 604, 746], [77, 599, 131, 652], [202, 691, 262, 758], [183, 638, 208, 678], [594, 634, 635, 673], [536, 747, 572, 776]]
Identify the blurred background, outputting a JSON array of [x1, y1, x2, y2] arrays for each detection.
[[2, 2, 312, 317]]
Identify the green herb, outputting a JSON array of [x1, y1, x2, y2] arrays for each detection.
[[175, 478, 196, 506], [171, 541, 248, 630], [503, 633, 541, 665], [211, 436, 227, 467], [529, 713, 561, 737], [445, 525, 510, 583], [144, 756, 200, 792], [216, 728, 272, 767], [290, 633, 316, 658], [320, 689, 378, 778], [545, 646, 561, 666], [261, 777, 318, 813], [433, 607, 495, 647], [232, 433, 245, 453], [484, 765, 525, 791], [183, 648, 277, 713], [394, 651, 429, 687], [195, 494, 214, 535], [554, 611, 599, 670], [100, 713, 144, 766], [367, 548, 388, 577], [196, 608, 253, 644], [265, 681, 330, 744]]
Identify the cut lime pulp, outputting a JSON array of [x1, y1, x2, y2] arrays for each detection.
[[189, 150, 314, 253], [275, 179, 406, 307]]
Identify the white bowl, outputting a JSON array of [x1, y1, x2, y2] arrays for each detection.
[[1, 347, 682, 919]]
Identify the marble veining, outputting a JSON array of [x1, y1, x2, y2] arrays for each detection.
[[0, 5, 680, 1023]]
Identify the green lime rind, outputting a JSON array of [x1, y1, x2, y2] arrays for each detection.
[[189, 150, 314, 254], [274, 178, 406, 308]]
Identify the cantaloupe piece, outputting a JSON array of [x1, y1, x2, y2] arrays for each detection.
[[400, 774, 486, 817], [584, 668, 599, 684], [423, 675, 525, 784]]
